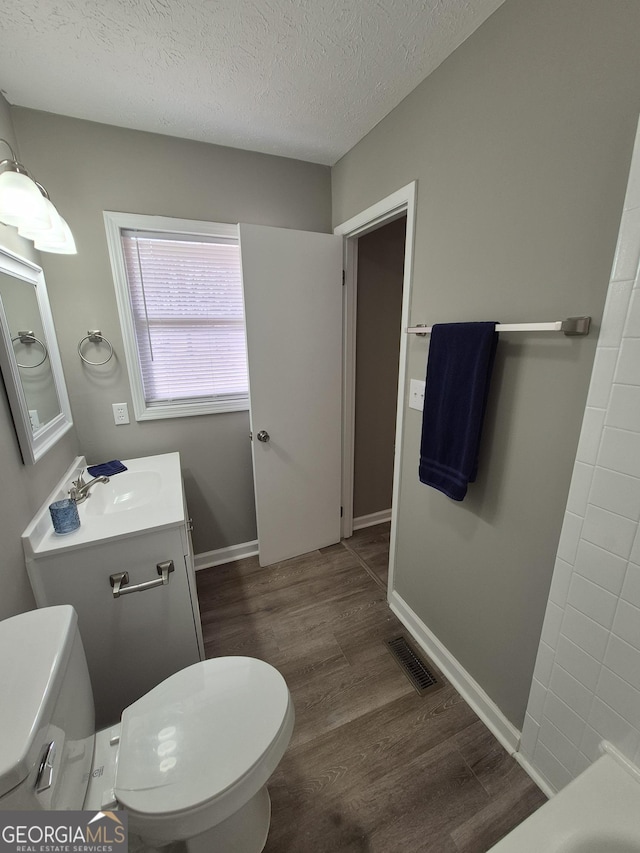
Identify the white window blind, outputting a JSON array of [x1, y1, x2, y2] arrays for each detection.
[[119, 229, 248, 413]]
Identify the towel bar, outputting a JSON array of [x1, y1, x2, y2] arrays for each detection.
[[407, 316, 591, 337]]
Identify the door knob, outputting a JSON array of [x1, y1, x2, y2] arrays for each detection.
[[256, 430, 270, 443]]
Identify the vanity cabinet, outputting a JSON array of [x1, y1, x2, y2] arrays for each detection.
[[22, 453, 204, 728]]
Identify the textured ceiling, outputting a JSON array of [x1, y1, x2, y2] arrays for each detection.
[[0, 0, 505, 165]]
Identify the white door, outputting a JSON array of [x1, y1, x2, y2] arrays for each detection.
[[239, 224, 343, 566]]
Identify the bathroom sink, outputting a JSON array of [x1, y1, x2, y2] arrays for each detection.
[[22, 452, 186, 557], [84, 471, 163, 516]]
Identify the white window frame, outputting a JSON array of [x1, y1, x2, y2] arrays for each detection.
[[104, 211, 249, 421]]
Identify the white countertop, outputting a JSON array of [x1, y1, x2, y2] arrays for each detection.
[[22, 452, 185, 559]]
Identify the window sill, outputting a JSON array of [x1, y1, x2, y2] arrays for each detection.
[[135, 398, 250, 421]]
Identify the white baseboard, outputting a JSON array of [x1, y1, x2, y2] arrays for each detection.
[[353, 509, 392, 530], [513, 751, 554, 799], [194, 539, 259, 571], [388, 589, 521, 756]]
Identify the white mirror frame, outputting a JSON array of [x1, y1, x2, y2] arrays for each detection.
[[0, 246, 73, 464]]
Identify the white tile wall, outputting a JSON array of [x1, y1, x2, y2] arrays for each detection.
[[520, 119, 640, 793]]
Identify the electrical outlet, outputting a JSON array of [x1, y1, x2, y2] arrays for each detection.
[[112, 402, 130, 425], [409, 379, 425, 411]]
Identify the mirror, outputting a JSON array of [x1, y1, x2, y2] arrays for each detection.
[[0, 246, 73, 463]]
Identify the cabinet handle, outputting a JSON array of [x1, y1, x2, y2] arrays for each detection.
[[109, 560, 174, 598]]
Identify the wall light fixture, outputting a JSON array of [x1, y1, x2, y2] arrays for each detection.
[[0, 138, 76, 255]]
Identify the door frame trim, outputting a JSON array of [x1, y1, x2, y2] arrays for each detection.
[[334, 181, 417, 595]]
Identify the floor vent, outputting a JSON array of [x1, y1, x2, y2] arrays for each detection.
[[385, 635, 443, 695]]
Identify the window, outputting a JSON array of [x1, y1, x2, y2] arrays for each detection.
[[104, 212, 249, 420]]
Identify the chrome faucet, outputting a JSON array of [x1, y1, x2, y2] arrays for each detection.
[[69, 473, 110, 504]]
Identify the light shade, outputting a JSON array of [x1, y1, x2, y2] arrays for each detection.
[[0, 139, 77, 254], [33, 216, 77, 254], [0, 168, 53, 231], [18, 196, 64, 238]]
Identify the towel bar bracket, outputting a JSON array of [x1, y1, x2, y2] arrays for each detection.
[[560, 316, 591, 336]]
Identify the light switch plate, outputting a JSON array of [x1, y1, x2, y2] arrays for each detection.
[[409, 379, 425, 411]]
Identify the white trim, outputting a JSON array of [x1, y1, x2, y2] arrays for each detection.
[[103, 211, 249, 421], [513, 752, 555, 799], [353, 509, 392, 530], [334, 185, 415, 239], [339, 236, 358, 539], [388, 184, 417, 596], [389, 588, 522, 756], [0, 246, 73, 464], [135, 397, 249, 420], [106, 211, 239, 240], [334, 182, 417, 594], [194, 539, 259, 570]]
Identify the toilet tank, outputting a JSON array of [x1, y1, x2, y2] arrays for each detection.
[[0, 605, 95, 810]]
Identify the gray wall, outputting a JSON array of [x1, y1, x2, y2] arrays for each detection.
[[353, 216, 405, 518], [332, 0, 640, 727], [12, 109, 332, 555], [0, 96, 80, 620]]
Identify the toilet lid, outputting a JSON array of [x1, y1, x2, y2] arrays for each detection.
[[115, 657, 291, 816]]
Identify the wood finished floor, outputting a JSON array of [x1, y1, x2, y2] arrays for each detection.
[[195, 524, 545, 852]]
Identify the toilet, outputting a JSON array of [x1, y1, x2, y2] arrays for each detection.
[[0, 605, 294, 853]]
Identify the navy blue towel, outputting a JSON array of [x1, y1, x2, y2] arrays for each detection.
[[419, 322, 498, 501], [87, 460, 128, 477]]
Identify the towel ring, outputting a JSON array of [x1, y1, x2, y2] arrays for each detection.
[[11, 331, 48, 368], [78, 330, 114, 365]]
